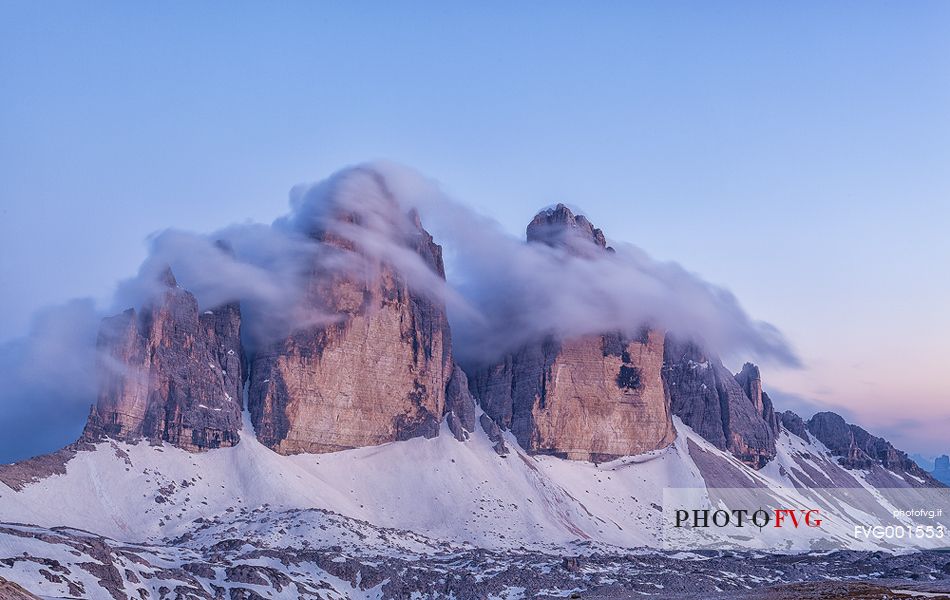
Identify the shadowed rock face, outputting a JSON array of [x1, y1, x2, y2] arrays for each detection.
[[780, 410, 810, 442], [444, 367, 479, 442], [662, 340, 776, 469], [807, 412, 856, 458], [90, 268, 245, 452], [248, 172, 453, 455], [525, 203, 611, 254], [735, 363, 780, 434], [469, 206, 675, 462], [0, 577, 42, 600], [807, 411, 941, 485]]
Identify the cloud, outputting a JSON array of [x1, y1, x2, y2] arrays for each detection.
[[0, 300, 99, 463], [104, 162, 800, 370], [379, 163, 801, 368], [0, 162, 800, 462], [107, 166, 462, 350], [110, 224, 337, 349]]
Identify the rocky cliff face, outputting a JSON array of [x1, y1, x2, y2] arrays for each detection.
[[780, 410, 810, 442], [90, 268, 244, 451], [469, 205, 676, 462], [807, 412, 941, 484], [248, 170, 453, 455], [662, 340, 776, 468], [734, 363, 780, 434], [444, 366, 478, 442]]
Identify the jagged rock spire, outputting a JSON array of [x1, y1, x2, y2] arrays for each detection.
[[662, 340, 777, 469]]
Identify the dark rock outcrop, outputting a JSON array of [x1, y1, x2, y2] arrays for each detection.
[[0, 577, 42, 600], [807, 412, 942, 485], [479, 414, 509, 457], [471, 330, 676, 462], [90, 267, 244, 451], [468, 205, 675, 462], [780, 411, 810, 442], [663, 340, 776, 469], [444, 367, 478, 442], [806, 412, 854, 457], [0, 444, 89, 492], [525, 203, 611, 255], [248, 169, 453, 455], [735, 363, 780, 434]]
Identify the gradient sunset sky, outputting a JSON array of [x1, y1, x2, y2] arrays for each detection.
[[1, 2, 948, 458]]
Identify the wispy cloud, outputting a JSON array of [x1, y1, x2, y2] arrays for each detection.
[[0, 163, 800, 462]]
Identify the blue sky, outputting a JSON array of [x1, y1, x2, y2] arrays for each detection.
[[1, 2, 948, 457]]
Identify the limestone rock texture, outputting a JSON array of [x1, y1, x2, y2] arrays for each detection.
[[479, 414, 510, 457], [468, 205, 676, 462], [780, 410, 811, 442], [807, 411, 942, 485], [248, 169, 453, 455], [525, 203, 611, 255], [0, 577, 42, 600], [807, 412, 859, 460], [444, 366, 479, 442], [91, 268, 244, 451], [734, 363, 780, 434], [662, 339, 776, 469]]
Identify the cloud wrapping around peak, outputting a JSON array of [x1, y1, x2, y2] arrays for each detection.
[[0, 162, 799, 461], [385, 163, 800, 368]]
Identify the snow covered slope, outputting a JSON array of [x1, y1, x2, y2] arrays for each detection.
[[6, 519, 950, 600], [2, 412, 950, 598], [2, 412, 946, 556]]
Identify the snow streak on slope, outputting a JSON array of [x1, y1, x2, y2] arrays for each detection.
[[0, 411, 691, 550], [0, 416, 946, 554]]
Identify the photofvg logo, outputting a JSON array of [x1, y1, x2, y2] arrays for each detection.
[[673, 507, 822, 529], [662, 488, 950, 552]]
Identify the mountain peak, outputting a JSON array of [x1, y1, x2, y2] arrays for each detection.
[[526, 204, 610, 253], [807, 411, 939, 483], [158, 266, 178, 288], [737, 362, 761, 381]]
